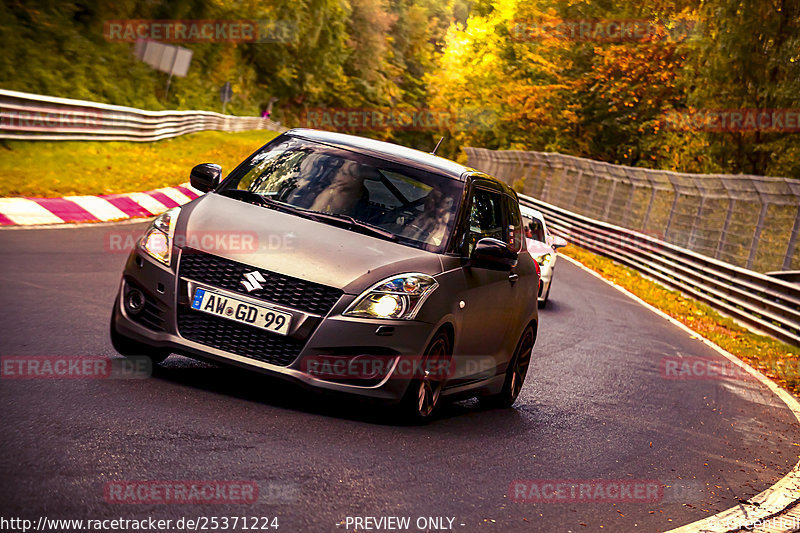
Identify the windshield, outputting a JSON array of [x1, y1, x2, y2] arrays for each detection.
[[219, 137, 464, 253], [524, 216, 546, 243]]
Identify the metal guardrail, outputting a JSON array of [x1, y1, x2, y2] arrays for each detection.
[[0, 89, 286, 142], [465, 147, 800, 273], [517, 193, 800, 346]]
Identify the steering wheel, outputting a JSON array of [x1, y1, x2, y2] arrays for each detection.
[[366, 197, 426, 224]]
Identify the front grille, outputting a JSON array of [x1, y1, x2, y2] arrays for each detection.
[[179, 250, 343, 316], [177, 307, 304, 366]]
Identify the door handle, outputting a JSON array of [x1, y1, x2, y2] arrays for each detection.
[[508, 272, 519, 283]]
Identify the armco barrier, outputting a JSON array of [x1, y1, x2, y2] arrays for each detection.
[[0, 89, 286, 141], [518, 193, 800, 346]]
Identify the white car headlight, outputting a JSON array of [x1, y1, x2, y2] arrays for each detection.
[[534, 253, 552, 266], [141, 207, 179, 265], [344, 273, 439, 320]]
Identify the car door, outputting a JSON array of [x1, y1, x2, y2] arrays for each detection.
[[450, 181, 521, 378]]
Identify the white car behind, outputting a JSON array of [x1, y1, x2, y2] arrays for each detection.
[[520, 206, 567, 307]]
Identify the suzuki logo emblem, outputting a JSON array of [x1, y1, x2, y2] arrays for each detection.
[[241, 271, 267, 292]]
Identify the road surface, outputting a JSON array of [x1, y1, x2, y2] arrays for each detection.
[[0, 221, 797, 532]]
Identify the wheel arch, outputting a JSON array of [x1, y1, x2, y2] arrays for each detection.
[[528, 318, 538, 344], [430, 322, 455, 354]]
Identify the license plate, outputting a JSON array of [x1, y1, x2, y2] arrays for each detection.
[[191, 288, 292, 336]]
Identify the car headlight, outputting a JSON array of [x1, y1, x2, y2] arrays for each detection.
[[534, 253, 552, 266], [344, 273, 439, 320], [141, 208, 179, 265]]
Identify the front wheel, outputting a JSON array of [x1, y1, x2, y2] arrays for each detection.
[[398, 331, 451, 423], [481, 325, 534, 409]]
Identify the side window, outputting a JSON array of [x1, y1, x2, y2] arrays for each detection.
[[465, 187, 505, 256], [505, 196, 523, 251]]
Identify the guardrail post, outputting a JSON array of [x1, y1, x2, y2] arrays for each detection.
[[747, 202, 770, 270], [584, 167, 600, 215], [688, 177, 707, 252], [602, 179, 617, 221], [622, 186, 636, 228], [620, 168, 637, 228], [664, 193, 681, 242], [641, 174, 658, 233], [782, 204, 800, 270], [715, 199, 736, 261], [687, 197, 705, 252], [572, 166, 585, 207]]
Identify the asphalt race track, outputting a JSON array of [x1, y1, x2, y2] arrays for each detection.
[[0, 221, 798, 532]]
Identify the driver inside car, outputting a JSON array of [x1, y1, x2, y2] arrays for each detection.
[[400, 187, 454, 246], [310, 160, 370, 217]]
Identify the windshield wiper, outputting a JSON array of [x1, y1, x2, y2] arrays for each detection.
[[306, 211, 397, 241]]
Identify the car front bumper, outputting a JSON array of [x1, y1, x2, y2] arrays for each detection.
[[112, 249, 440, 403]]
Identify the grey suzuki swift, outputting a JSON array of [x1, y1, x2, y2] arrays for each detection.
[[111, 129, 539, 421]]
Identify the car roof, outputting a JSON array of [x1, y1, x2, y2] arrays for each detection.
[[520, 204, 546, 222], [285, 128, 472, 180]]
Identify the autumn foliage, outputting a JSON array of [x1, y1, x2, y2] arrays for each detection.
[[1, 0, 798, 177]]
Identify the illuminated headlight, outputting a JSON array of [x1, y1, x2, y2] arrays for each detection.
[[534, 253, 552, 266], [141, 208, 179, 265], [344, 273, 438, 320]]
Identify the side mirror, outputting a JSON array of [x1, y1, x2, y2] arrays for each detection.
[[551, 235, 568, 249], [471, 237, 518, 271], [190, 163, 222, 193]]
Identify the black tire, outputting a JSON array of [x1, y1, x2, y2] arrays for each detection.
[[538, 283, 551, 309], [110, 300, 170, 364], [480, 325, 534, 409], [398, 331, 451, 423]]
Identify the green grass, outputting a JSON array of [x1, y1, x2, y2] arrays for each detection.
[[562, 244, 800, 396], [0, 130, 280, 198]]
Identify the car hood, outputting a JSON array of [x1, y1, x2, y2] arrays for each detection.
[[176, 193, 443, 293], [526, 238, 554, 256]]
